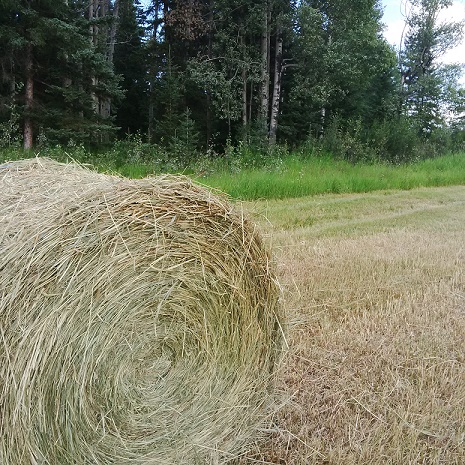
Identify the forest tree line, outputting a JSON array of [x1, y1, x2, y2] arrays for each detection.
[[1, 0, 464, 162]]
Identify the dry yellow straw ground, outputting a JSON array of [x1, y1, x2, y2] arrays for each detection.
[[0, 158, 283, 464], [241, 187, 465, 464]]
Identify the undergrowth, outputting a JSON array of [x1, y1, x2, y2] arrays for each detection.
[[1, 144, 464, 200]]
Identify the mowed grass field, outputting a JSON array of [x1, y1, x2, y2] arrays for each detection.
[[241, 186, 465, 464]]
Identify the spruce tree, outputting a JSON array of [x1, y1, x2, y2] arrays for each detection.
[[0, 0, 122, 148], [113, 0, 148, 137]]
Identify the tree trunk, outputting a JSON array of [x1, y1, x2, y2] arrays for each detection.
[[7, 62, 15, 99], [269, 29, 283, 145], [242, 69, 248, 127], [163, 1, 171, 46], [108, 0, 119, 65], [89, 0, 99, 114], [248, 82, 253, 126], [319, 107, 326, 138], [148, 82, 154, 142], [101, 0, 119, 120], [240, 26, 247, 128], [319, 33, 332, 138], [89, 0, 99, 44], [260, 0, 270, 127], [23, 43, 34, 150], [206, 0, 213, 146]]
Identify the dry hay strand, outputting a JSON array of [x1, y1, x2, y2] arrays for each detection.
[[0, 158, 283, 464]]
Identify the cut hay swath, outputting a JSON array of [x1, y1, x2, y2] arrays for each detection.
[[0, 158, 283, 464]]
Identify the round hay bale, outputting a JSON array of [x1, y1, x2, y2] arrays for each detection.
[[0, 158, 283, 464]]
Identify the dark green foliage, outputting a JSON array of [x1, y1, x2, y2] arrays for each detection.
[[168, 108, 200, 161], [399, 0, 464, 133], [280, 0, 398, 146], [1, 0, 464, 162], [151, 54, 185, 143], [113, 0, 148, 136], [0, 0, 122, 147]]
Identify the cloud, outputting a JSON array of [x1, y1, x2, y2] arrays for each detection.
[[382, 0, 465, 65], [384, 18, 406, 49], [439, 2, 465, 65]]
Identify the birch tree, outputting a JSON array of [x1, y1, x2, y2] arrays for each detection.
[[260, 0, 271, 128], [399, 0, 464, 132], [269, 26, 283, 145], [281, 0, 395, 144]]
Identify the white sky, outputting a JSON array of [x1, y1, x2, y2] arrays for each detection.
[[382, 0, 465, 66]]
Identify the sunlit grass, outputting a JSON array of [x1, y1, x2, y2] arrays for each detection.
[[199, 153, 465, 200]]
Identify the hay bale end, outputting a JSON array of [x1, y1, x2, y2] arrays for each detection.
[[0, 158, 283, 464]]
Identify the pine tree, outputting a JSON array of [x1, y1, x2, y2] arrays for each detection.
[[0, 0, 122, 148], [113, 0, 149, 136], [146, 0, 209, 149]]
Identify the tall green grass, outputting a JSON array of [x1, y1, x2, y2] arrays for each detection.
[[198, 153, 465, 200], [1, 146, 464, 200]]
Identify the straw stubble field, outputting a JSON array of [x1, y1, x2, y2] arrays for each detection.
[[242, 186, 465, 464]]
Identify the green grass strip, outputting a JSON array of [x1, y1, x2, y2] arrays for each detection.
[[2, 148, 464, 201], [198, 153, 465, 200]]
